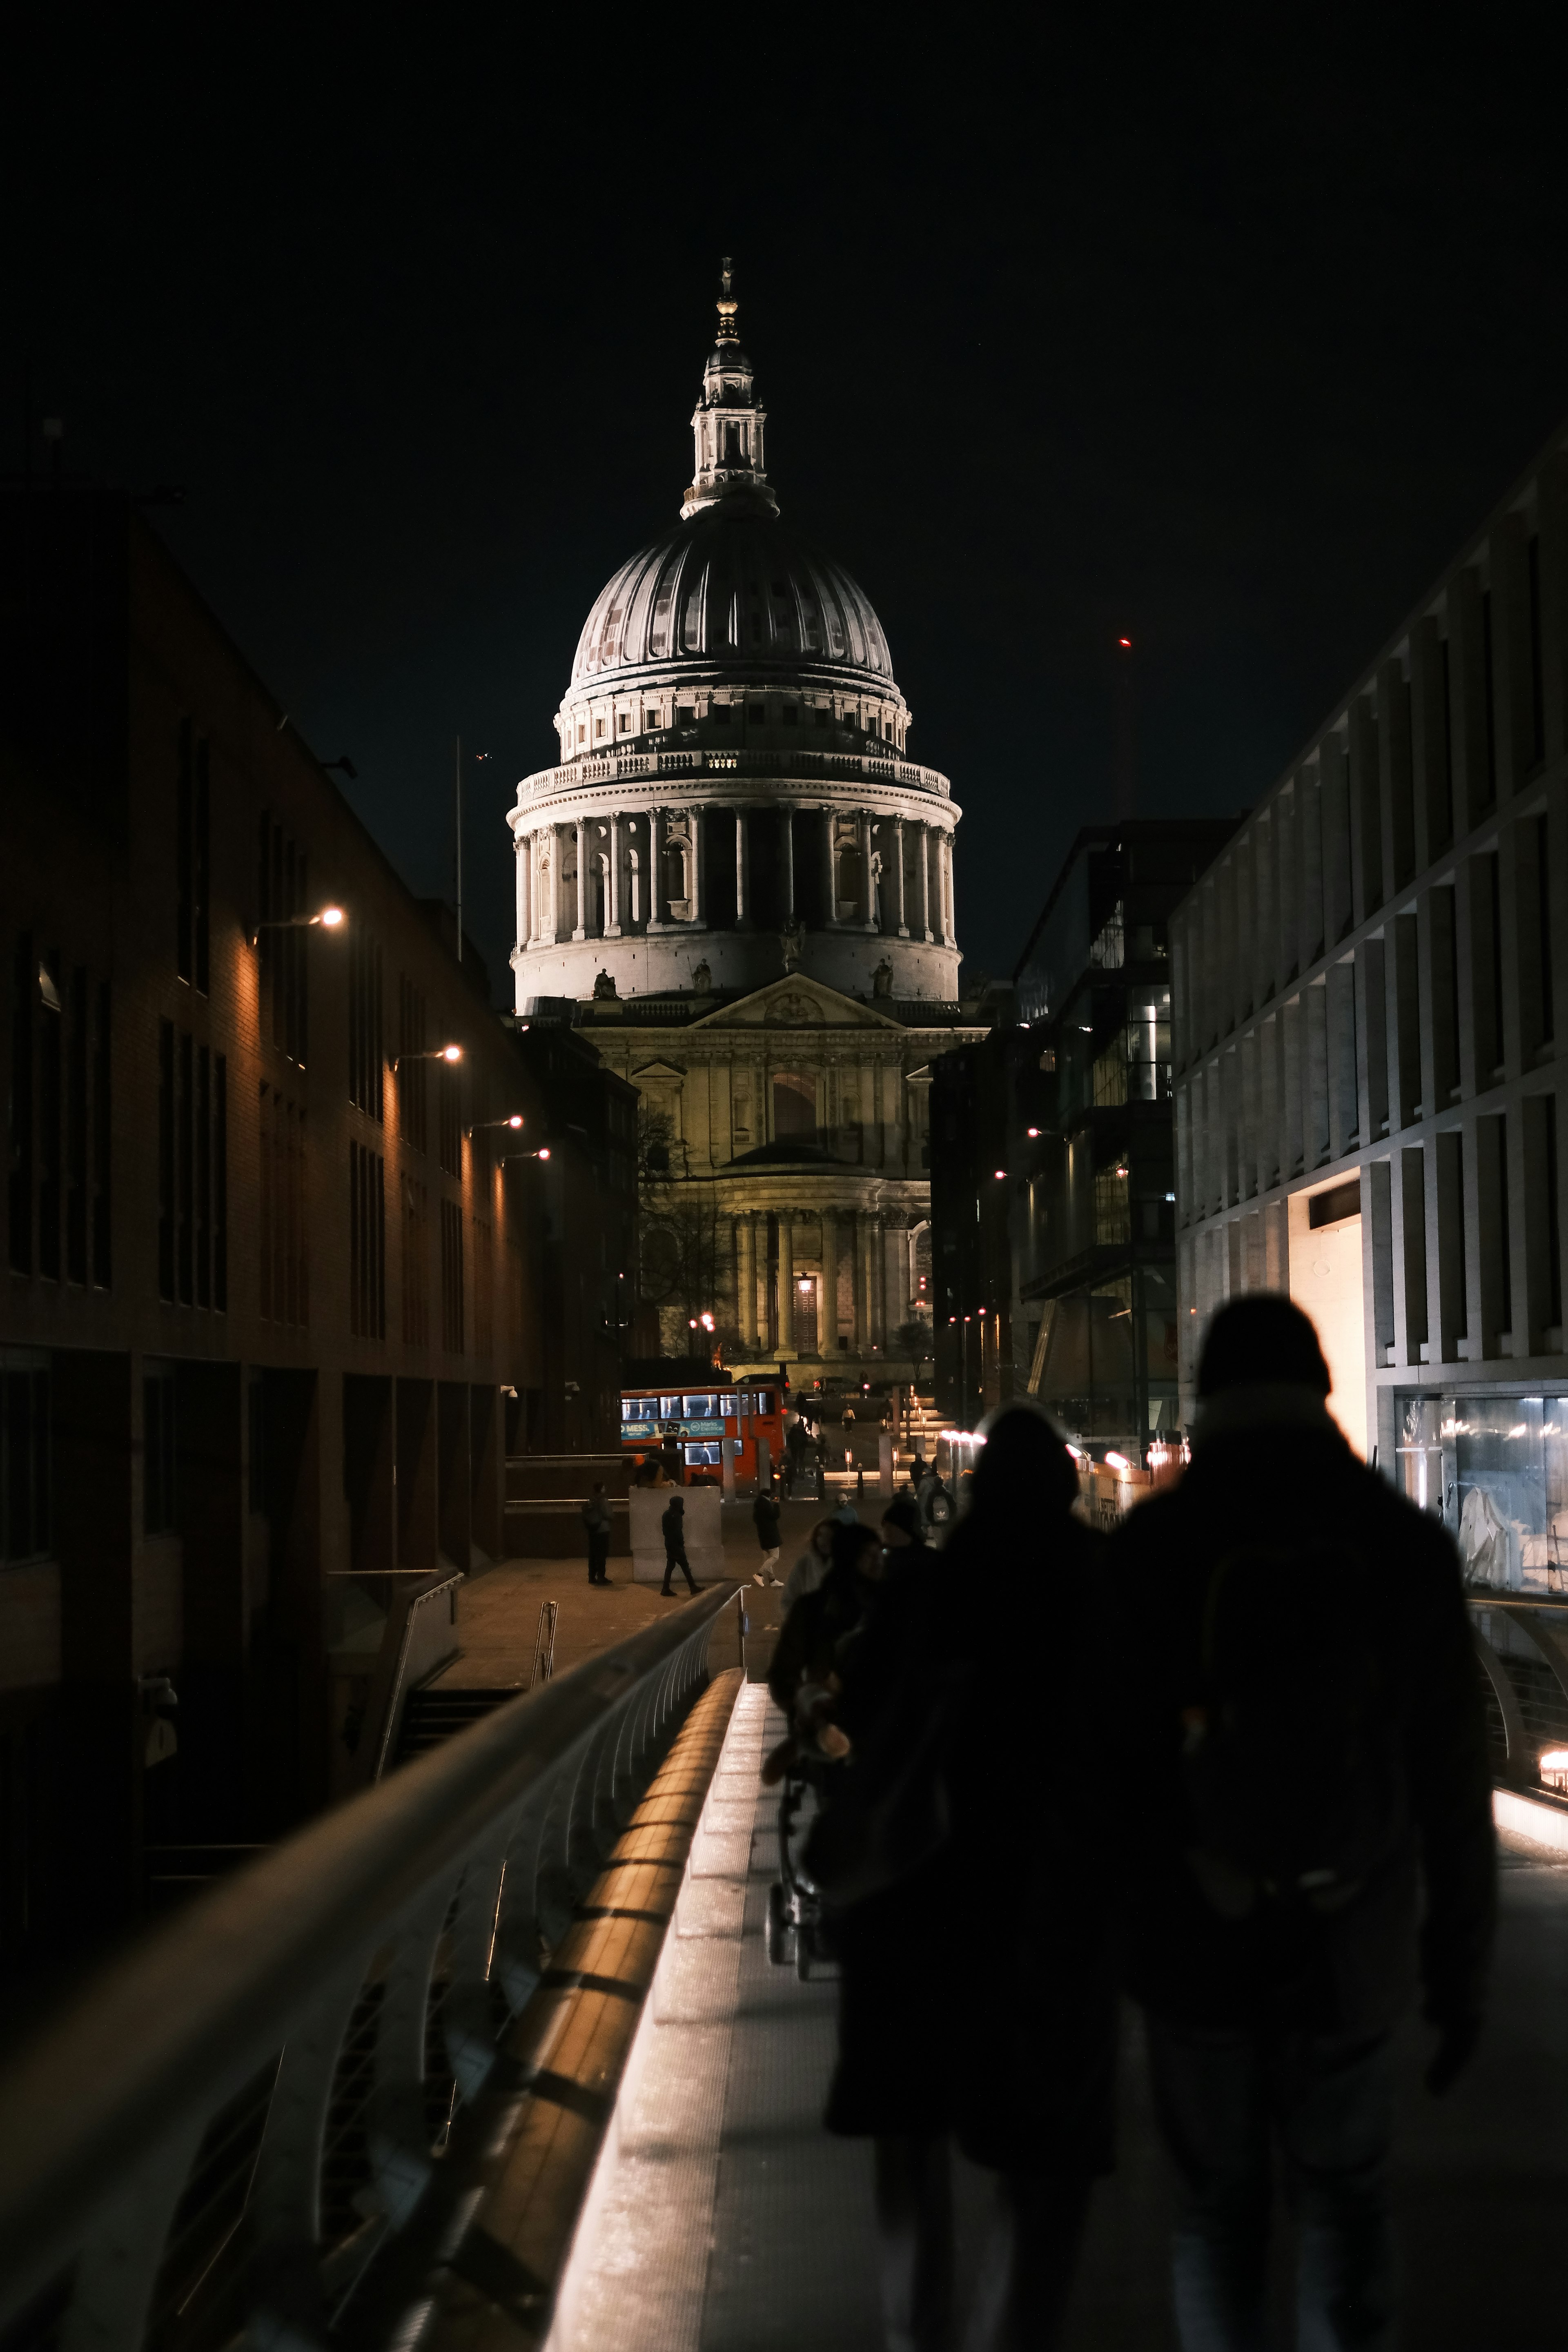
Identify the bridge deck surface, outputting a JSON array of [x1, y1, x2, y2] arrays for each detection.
[[551, 1689, 1568, 2350]]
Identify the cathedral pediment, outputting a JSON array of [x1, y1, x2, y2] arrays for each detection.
[[628, 1058, 687, 1082], [688, 976, 906, 1032]]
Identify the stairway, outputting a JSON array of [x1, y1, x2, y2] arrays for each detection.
[[394, 1685, 518, 1767]]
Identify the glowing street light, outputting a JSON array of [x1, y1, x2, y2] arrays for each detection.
[[394, 1042, 463, 1071], [467, 1113, 525, 1136], [250, 904, 345, 947]]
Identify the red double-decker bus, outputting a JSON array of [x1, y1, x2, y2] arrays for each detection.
[[619, 1374, 786, 1485]]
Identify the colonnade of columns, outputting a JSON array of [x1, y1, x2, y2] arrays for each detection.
[[514, 805, 956, 949], [726, 1206, 911, 1360]]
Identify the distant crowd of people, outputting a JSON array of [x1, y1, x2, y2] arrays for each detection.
[[760, 1295, 1495, 2352]]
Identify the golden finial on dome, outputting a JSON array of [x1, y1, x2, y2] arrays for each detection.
[[716, 254, 739, 344]]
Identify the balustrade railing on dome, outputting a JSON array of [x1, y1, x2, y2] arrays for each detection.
[[516, 748, 952, 800], [0, 1586, 742, 2352]]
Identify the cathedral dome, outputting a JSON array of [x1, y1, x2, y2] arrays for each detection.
[[569, 506, 898, 693]]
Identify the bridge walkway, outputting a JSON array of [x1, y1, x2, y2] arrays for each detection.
[[552, 1690, 1568, 2351]]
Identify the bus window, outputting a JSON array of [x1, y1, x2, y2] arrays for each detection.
[[621, 1397, 657, 1422], [684, 1440, 722, 1466], [660, 1394, 681, 1418], [684, 1393, 719, 1418], [755, 1391, 774, 1415], [719, 1393, 738, 1417]]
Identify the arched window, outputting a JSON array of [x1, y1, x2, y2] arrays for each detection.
[[771, 1071, 816, 1139], [835, 837, 863, 921], [663, 836, 689, 913]]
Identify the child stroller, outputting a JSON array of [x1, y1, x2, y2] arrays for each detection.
[[766, 1759, 834, 1980]]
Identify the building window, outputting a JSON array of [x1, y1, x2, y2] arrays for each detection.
[[402, 1177, 430, 1347], [595, 718, 606, 739], [617, 712, 630, 734], [93, 981, 111, 1288], [143, 1363, 177, 1536], [176, 722, 210, 993], [257, 813, 309, 1065], [814, 708, 828, 728], [349, 1140, 386, 1340], [398, 976, 428, 1154], [0, 1355, 50, 1564], [66, 969, 87, 1284], [437, 1061, 462, 1178], [259, 1087, 307, 1327], [441, 1198, 464, 1353], [473, 1216, 493, 1361], [158, 1022, 226, 1312], [1529, 536, 1546, 769], [37, 956, 60, 1283], [349, 930, 384, 1121]]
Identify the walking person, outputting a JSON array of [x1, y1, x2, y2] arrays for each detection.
[[782, 1515, 836, 1613], [659, 1494, 697, 1597], [753, 1480, 782, 1586], [580, 1480, 613, 1586], [1109, 1296, 1496, 2352], [803, 1406, 1114, 2352]]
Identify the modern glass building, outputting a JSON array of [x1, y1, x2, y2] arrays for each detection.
[[1171, 416, 1568, 1593]]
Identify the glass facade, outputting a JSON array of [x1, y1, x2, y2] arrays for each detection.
[[1396, 1392, 1568, 1593]]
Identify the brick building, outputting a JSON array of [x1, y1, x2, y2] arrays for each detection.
[[0, 483, 634, 1973], [1172, 418, 1568, 1594]]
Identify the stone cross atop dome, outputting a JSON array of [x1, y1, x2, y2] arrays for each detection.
[[682, 258, 778, 521]]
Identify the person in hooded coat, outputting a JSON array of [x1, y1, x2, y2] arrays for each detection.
[[815, 1403, 1115, 2352]]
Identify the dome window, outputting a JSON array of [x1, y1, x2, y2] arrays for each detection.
[[617, 713, 631, 735], [748, 702, 766, 722], [713, 705, 732, 727], [782, 704, 798, 725], [814, 708, 828, 728], [595, 718, 606, 739]]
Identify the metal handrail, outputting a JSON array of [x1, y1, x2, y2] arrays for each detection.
[[0, 1581, 742, 2351]]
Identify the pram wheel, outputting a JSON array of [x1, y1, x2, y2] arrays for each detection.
[[767, 1878, 796, 1966]]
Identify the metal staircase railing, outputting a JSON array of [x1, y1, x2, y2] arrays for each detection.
[[0, 1583, 742, 2352]]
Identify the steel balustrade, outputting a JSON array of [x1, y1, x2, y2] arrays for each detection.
[[0, 1582, 742, 2352]]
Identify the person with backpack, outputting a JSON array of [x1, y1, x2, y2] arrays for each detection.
[[659, 1494, 697, 1597], [1108, 1295, 1495, 2352], [753, 1481, 782, 1585]]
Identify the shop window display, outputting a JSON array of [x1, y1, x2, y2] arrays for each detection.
[[1397, 1392, 1568, 1592]]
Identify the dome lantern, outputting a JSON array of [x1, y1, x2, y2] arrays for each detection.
[[682, 256, 777, 521]]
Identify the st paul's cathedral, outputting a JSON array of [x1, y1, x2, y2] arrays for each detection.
[[509, 267, 984, 1375]]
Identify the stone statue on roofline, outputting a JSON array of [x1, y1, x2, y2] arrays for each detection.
[[780, 913, 804, 973], [873, 957, 894, 998], [591, 967, 618, 1001]]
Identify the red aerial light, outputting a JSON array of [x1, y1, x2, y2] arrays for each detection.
[[1118, 635, 1132, 648]]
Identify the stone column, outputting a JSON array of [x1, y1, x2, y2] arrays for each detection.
[[916, 820, 932, 940], [778, 1216, 795, 1355], [736, 1214, 757, 1348], [941, 833, 956, 946], [688, 808, 704, 927], [573, 817, 588, 939], [821, 805, 836, 925], [735, 808, 751, 928], [866, 1212, 885, 1349], [648, 808, 665, 928], [522, 828, 541, 945], [781, 806, 795, 921], [820, 1208, 839, 1355], [545, 823, 563, 942], [859, 811, 876, 931], [891, 816, 908, 937], [606, 813, 621, 935], [849, 1210, 867, 1355]]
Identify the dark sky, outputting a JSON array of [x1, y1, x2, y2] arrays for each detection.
[[9, 21, 1568, 1000]]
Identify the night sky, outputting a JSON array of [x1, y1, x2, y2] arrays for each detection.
[[9, 23, 1568, 1002]]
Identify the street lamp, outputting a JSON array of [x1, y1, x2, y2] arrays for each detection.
[[393, 1043, 462, 1071], [250, 905, 345, 948], [467, 1113, 525, 1137]]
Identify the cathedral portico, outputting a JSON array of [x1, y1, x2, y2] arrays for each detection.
[[507, 264, 982, 1381]]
